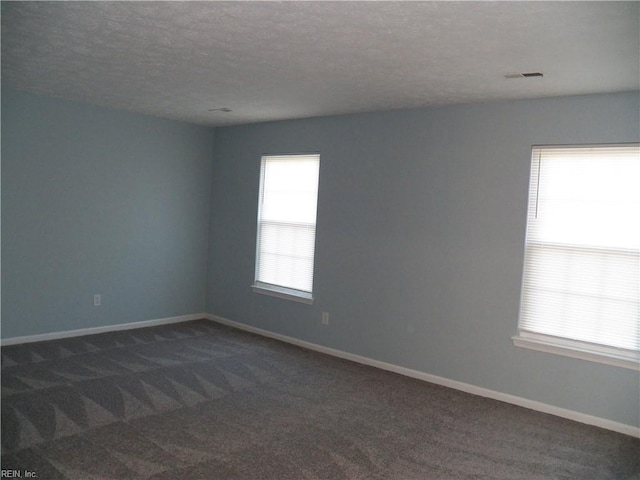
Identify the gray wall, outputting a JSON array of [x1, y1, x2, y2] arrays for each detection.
[[206, 91, 640, 427], [2, 89, 214, 338], [2, 87, 638, 428]]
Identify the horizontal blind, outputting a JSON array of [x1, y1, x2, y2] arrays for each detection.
[[519, 145, 640, 353], [255, 154, 320, 293]]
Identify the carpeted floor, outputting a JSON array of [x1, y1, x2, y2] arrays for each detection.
[[1, 319, 638, 479]]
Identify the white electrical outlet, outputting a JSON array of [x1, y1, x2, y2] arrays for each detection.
[[93, 294, 101, 306], [322, 312, 329, 325]]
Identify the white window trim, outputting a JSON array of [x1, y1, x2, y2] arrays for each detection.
[[252, 153, 320, 303], [251, 282, 314, 305], [514, 143, 640, 370], [512, 331, 640, 371]]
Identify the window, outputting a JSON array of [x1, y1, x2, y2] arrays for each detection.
[[514, 144, 640, 370], [252, 154, 320, 304]]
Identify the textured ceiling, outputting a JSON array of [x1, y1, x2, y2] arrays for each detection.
[[2, 1, 639, 127]]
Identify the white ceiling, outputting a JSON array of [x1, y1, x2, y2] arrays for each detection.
[[2, 1, 638, 127]]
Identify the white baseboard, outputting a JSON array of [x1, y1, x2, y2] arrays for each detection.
[[0, 313, 205, 346], [204, 313, 640, 438]]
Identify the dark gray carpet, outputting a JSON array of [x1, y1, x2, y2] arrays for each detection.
[[1, 319, 638, 479]]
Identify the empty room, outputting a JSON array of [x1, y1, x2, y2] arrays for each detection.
[[1, 1, 639, 479]]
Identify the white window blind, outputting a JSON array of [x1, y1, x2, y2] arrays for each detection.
[[517, 145, 640, 368], [253, 154, 320, 301]]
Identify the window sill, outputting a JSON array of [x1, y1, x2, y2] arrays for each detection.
[[512, 332, 640, 371], [251, 283, 314, 305]]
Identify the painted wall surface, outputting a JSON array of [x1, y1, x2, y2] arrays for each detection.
[[2, 87, 638, 428], [206, 92, 640, 427], [2, 89, 214, 338]]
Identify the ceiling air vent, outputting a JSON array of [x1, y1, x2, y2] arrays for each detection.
[[504, 72, 544, 79]]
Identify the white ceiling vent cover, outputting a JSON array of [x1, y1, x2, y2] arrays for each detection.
[[504, 72, 544, 79]]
